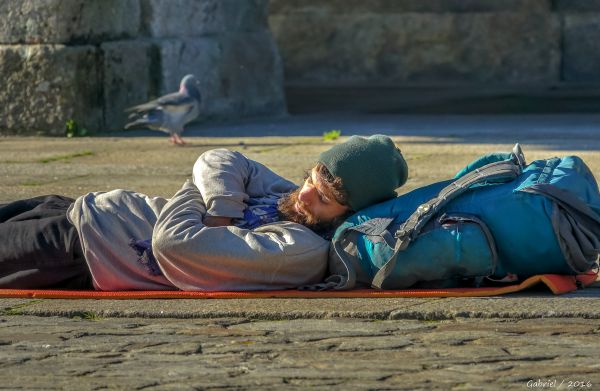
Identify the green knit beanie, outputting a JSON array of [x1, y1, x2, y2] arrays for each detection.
[[318, 135, 408, 211]]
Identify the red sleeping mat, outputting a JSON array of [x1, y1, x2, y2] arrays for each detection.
[[0, 273, 596, 299]]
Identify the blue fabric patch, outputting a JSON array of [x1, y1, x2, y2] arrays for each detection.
[[237, 204, 280, 229], [129, 239, 163, 276]]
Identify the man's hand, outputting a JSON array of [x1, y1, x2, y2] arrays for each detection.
[[203, 216, 233, 227]]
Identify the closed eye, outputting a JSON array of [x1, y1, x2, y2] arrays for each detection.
[[306, 169, 332, 204], [313, 181, 331, 204], [304, 172, 313, 184], [319, 193, 331, 204]]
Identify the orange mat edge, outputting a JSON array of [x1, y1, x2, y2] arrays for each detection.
[[0, 273, 596, 300]]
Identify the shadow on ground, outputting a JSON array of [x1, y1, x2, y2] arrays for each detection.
[[116, 113, 600, 151]]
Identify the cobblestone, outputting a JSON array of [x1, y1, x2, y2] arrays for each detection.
[[1, 315, 598, 390]]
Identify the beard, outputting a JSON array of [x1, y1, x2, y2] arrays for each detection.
[[277, 188, 347, 237]]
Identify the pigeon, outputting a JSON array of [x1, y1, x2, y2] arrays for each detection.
[[124, 74, 202, 145]]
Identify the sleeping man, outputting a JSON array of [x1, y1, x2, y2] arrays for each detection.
[[0, 135, 408, 291]]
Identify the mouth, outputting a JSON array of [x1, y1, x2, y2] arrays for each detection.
[[294, 201, 306, 216]]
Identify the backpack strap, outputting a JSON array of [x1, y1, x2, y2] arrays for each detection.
[[371, 148, 524, 289]]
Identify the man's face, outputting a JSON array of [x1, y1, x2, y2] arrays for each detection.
[[278, 167, 350, 230]]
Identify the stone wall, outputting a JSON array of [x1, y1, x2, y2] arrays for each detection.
[[269, 0, 600, 86], [0, 0, 286, 135]]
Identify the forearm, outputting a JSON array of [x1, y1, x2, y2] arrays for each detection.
[[193, 149, 249, 218], [192, 149, 298, 220]]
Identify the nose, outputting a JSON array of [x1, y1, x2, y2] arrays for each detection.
[[298, 185, 316, 206]]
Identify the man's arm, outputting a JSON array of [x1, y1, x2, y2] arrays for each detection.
[[203, 216, 232, 227], [192, 149, 297, 221], [152, 181, 328, 291]]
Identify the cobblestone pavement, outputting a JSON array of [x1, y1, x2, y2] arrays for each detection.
[[1, 314, 599, 390], [1, 287, 600, 390]]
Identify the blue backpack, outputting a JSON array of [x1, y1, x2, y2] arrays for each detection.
[[319, 145, 600, 290]]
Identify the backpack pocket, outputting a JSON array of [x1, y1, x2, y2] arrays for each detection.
[[375, 213, 498, 289]]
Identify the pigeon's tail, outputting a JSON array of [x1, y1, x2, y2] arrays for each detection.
[[125, 101, 158, 114], [124, 111, 164, 131], [124, 118, 148, 130]]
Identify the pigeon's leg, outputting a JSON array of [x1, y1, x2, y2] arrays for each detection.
[[174, 134, 187, 145], [169, 135, 177, 144]]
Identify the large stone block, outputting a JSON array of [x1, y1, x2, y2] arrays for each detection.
[[563, 14, 600, 82], [101, 40, 157, 131], [0, 0, 140, 44], [217, 32, 286, 117], [270, 11, 559, 84], [0, 45, 103, 135], [99, 31, 286, 131], [0, 0, 286, 135], [156, 32, 286, 119], [156, 38, 226, 117], [141, 0, 268, 38]]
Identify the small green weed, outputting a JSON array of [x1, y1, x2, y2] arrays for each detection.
[[65, 119, 89, 138], [38, 150, 94, 164], [1, 300, 44, 316], [71, 311, 103, 321], [323, 129, 341, 141], [20, 180, 44, 187], [82, 311, 103, 321]]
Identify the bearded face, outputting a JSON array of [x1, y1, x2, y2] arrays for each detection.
[[278, 188, 318, 226], [278, 188, 349, 235], [277, 165, 352, 235]]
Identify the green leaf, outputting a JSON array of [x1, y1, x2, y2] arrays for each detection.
[[323, 129, 341, 141]]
